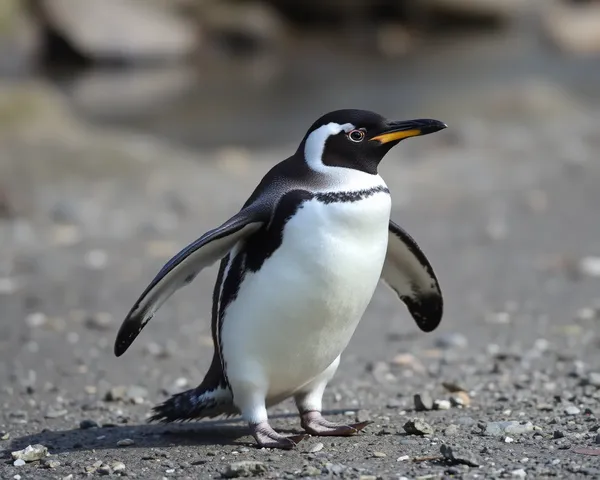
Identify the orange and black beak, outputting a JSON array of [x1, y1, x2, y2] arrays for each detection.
[[370, 119, 447, 144]]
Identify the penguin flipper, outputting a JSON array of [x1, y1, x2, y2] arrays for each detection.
[[381, 220, 443, 333], [114, 205, 267, 357]]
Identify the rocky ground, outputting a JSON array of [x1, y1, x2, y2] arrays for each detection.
[[2, 81, 600, 479]]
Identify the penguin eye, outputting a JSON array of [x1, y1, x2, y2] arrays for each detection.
[[348, 129, 365, 143]]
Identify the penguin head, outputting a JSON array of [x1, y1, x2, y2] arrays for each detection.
[[300, 109, 447, 175]]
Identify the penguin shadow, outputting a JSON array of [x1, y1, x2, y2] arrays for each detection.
[[7, 409, 358, 455]]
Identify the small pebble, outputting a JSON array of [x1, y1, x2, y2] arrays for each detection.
[[41, 458, 61, 468], [505, 436, 515, 443], [435, 332, 468, 349], [511, 468, 527, 478], [85, 312, 113, 331], [565, 406, 581, 416], [12, 444, 48, 462], [79, 419, 98, 429], [13, 459, 25, 467], [585, 372, 600, 387], [403, 418, 434, 435], [414, 393, 433, 411], [309, 442, 323, 453], [45, 407, 68, 419], [111, 461, 126, 472], [434, 399, 451, 410], [450, 391, 471, 407], [372, 451, 386, 458], [117, 438, 134, 447], [579, 257, 600, 278], [397, 455, 409, 461], [222, 461, 267, 478], [444, 424, 459, 436], [85, 249, 108, 269], [440, 444, 481, 467], [97, 464, 112, 475]]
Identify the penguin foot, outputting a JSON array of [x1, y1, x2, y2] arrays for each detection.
[[250, 421, 308, 450], [300, 411, 372, 436]]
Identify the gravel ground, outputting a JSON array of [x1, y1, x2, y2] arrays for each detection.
[[2, 83, 600, 479]]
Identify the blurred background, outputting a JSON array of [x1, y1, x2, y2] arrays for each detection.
[[2, 0, 600, 453], [1, 0, 600, 148]]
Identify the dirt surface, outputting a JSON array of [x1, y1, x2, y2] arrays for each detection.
[[2, 83, 600, 479]]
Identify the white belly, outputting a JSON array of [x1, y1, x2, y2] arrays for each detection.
[[220, 189, 392, 401]]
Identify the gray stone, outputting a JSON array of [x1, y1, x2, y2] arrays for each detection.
[[85, 312, 113, 331], [111, 461, 126, 472], [201, 1, 286, 50], [301, 466, 322, 477], [222, 460, 267, 478], [116, 438, 134, 447], [414, 392, 434, 411], [586, 372, 600, 388], [403, 418, 434, 435], [457, 416, 476, 426], [435, 332, 468, 349], [41, 458, 60, 468], [308, 442, 323, 453], [440, 444, 481, 467], [44, 407, 67, 418], [511, 468, 527, 478], [480, 421, 534, 436], [35, 0, 197, 63], [564, 405, 581, 416], [543, 2, 600, 56], [444, 424, 459, 436], [79, 419, 98, 429], [11, 444, 49, 462], [13, 458, 25, 467], [97, 464, 112, 475]]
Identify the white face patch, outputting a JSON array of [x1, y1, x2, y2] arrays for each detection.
[[304, 122, 354, 172], [302, 121, 386, 192]]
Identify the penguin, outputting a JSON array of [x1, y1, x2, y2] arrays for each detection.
[[114, 109, 446, 450]]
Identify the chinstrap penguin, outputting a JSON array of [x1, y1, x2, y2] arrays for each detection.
[[114, 109, 447, 449]]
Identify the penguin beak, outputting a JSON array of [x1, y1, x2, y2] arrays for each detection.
[[370, 119, 447, 144]]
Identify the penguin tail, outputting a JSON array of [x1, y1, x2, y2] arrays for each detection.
[[148, 386, 238, 423]]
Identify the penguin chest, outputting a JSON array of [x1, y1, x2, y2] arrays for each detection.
[[220, 190, 391, 397]]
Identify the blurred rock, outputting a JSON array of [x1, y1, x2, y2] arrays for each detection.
[[414, 392, 434, 411], [0, 80, 80, 136], [69, 66, 197, 118], [543, 1, 600, 55], [200, 1, 286, 53], [32, 0, 198, 63], [415, 0, 530, 23], [376, 23, 412, 58], [0, 185, 15, 218], [0, 0, 41, 74], [11, 444, 48, 462]]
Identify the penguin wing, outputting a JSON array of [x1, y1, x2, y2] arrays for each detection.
[[381, 220, 443, 332], [114, 205, 267, 356]]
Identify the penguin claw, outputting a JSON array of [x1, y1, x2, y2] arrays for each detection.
[[250, 422, 307, 450], [300, 411, 373, 436]]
